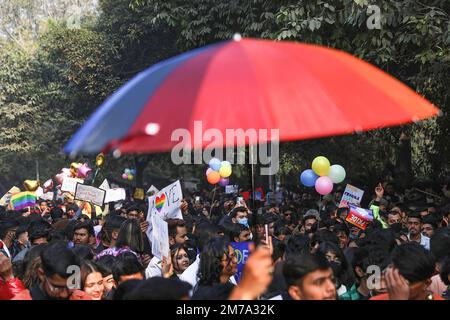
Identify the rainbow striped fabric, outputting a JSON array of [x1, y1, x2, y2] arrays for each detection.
[[10, 191, 36, 210]]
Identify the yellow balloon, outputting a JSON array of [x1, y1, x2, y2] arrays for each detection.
[[95, 153, 105, 167], [70, 162, 82, 177], [311, 156, 331, 176], [219, 165, 232, 178]]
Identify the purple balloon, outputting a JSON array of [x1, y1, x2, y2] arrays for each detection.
[[315, 176, 333, 195], [219, 178, 229, 187]]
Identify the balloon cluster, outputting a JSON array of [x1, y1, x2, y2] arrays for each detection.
[[206, 158, 232, 186], [300, 156, 346, 195], [122, 168, 136, 181], [55, 162, 92, 184]]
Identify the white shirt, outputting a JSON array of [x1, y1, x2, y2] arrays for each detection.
[[0, 240, 11, 258], [94, 225, 102, 238], [179, 254, 200, 289], [408, 233, 430, 250], [145, 256, 162, 278]]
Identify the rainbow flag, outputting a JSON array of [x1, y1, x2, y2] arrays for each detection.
[[10, 191, 36, 210]]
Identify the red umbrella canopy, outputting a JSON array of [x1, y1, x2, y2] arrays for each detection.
[[65, 37, 440, 155]]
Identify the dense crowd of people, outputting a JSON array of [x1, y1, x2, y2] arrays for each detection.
[[0, 180, 450, 300]]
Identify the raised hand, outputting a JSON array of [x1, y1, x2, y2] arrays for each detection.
[[161, 254, 174, 278], [375, 183, 384, 201], [385, 267, 410, 300]]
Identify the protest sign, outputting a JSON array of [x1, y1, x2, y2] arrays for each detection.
[[345, 204, 374, 230], [151, 214, 169, 261], [225, 185, 239, 194], [40, 191, 55, 201], [0, 186, 21, 206], [255, 187, 265, 201], [105, 188, 126, 203], [99, 179, 110, 191], [230, 242, 251, 283], [74, 183, 106, 207], [134, 188, 145, 200], [61, 177, 84, 193], [339, 184, 364, 207], [147, 185, 159, 195], [146, 180, 183, 241]]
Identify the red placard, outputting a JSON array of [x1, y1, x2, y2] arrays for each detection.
[[345, 205, 374, 230]]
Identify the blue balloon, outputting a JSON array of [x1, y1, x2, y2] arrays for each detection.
[[300, 169, 319, 187], [209, 158, 222, 171], [130, 169, 137, 176]]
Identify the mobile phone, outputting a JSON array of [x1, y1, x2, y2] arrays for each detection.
[[195, 196, 200, 202], [237, 196, 243, 203], [264, 224, 269, 244]]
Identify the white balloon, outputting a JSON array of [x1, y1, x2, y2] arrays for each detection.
[[329, 165, 346, 183]]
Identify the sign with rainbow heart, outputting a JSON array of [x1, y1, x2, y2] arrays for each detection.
[[145, 180, 183, 242]]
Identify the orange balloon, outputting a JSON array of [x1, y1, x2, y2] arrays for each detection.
[[207, 171, 221, 185]]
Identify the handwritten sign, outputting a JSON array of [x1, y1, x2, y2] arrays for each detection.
[[225, 185, 239, 194], [134, 188, 145, 200], [345, 204, 374, 230], [40, 191, 55, 201], [146, 180, 183, 241], [98, 179, 110, 191], [74, 183, 106, 207], [105, 188, 126, 203], [230, 242, 251, 283], [339, 184, 364, 207], [0, 186, 21, 206], [147, 185, 159, 195], [151, 214, 169, 261], [61, 177, 84, 194]]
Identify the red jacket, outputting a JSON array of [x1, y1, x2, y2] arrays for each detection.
[[0, 277, 26, 300]]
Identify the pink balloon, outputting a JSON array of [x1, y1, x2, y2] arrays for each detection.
[[315, 176, 333, 195], [206, 168, 213, 176], [122, 173, 128, 179], [55, 173, 64, 184], [77, 164, 92, 178]]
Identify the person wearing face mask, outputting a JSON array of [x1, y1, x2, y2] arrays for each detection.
[[342, 245, 391, 300], [230, 207, 249, 228], [225, 224, 252, 243], [317, 241, 355, 298]]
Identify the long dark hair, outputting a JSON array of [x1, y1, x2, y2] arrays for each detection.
[[170, 244, 189, 274], [115, 219, 144, 254], [197, 237, 230, 286], [317, 241, 355, 289]]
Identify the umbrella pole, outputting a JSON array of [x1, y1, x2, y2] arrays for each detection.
[[246, 144, 257, 229], [250, 144, 256, 213], [92, 168, 100, 185]]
